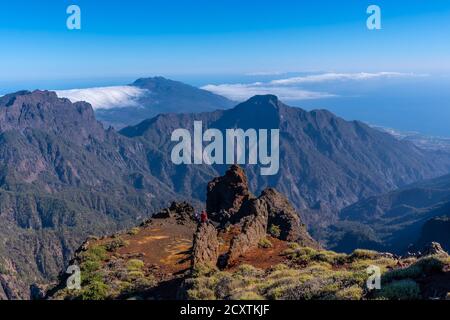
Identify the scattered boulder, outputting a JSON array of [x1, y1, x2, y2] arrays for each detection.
[[206, 165, 252, 222]]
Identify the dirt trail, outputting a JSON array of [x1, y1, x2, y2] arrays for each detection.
[[116, 218, 196, 275]]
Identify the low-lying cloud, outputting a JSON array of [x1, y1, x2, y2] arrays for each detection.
[[55, 86, 147, 110], [269, 72, 412, 85], [202, 72, 417, 102], [202, 83, 335, 101]]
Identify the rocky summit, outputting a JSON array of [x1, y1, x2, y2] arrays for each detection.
[[47, 166, 450, 300]]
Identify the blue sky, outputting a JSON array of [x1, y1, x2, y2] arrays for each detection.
[[2, 0, 450, 137], [1, 0, 450, 84]]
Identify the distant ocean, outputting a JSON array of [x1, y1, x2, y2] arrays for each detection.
[[2, 73, 450, 137]]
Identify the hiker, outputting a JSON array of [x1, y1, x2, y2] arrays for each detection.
[[200, 210, 208, 223]]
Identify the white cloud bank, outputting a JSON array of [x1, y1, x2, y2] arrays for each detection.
[[201, 83, 335, 101], [55, 86, 147, 110], [202, 72, 418, 102], [269, 72, 412, 85]]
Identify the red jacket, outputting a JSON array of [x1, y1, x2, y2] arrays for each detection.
[[200, 211, 208, 223]]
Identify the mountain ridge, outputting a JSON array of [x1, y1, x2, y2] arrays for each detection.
[[119, 94, 450, 233], [330, 174, 450, 253], [94, 76, 235, 128], [1, 90, 450, 299]]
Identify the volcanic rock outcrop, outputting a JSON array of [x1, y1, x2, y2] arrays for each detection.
[[421, 242, 448, 257], [193, 165, 320, 268], [192, 223, 220, 267], [206, 165, 253, 223], [226, 198, 269, 264]]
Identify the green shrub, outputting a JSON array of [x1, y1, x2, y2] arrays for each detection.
[[236, 264, 263, 278], [349, 249, 379, 261], [127, 270, 145, 280], [287, 242, 300, 250], [413, 255, 446, 274], [269, 225, 281, 238], [192, 264, 217, 277], [334, 285, 363, 300], [232, 291, 264, 300], [270, 263, 289, 272], [80, 280, 110, 300], [80, 245, 107, 263], [279, 277, 334, 300], [377, 279, 421, 300], [0, 261, 8, 275], [258, 238, 273, 249], [383, 255, 447, 283], [105, 238, 127, 252], [187, 288, 216, 300], [214, 274, 238, 299], [132, 276, 156, 291], [81, 260, 101, 273], [126, 259, 145, 271], [128, 227, 140, 236]]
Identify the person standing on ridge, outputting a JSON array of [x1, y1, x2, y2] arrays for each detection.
[[200, 210, 208, 223]]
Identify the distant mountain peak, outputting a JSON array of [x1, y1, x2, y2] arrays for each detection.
[[131, 76, 183, 89], [246, 94, 279, 104], [95, 77, 235, 128], [0, 90, 104, 143], [1, 90, 58, 107]]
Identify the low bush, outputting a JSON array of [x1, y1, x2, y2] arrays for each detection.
[[126, 259, 145, 271], [258, 238, 273, 249], [268, 225, 281, 238], [105, 238, 127, 252], [377, 279, 421, 300]]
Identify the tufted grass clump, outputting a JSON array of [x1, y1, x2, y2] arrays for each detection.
[[349, 249, 379, 261], [268, 225, 281, 238], [105, 238, 128, 252], [382, 254, 448, 284], [126, 259, 145, 271], [377, 279, 421, 300], [258, 238, 273, 249]]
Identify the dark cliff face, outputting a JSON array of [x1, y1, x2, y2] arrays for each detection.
[[0, 90, 105, 144], [0, 90, 179, 299], [331, 174, 450, 253], [1, 90, 450, 299]]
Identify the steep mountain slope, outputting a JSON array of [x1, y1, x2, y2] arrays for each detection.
[[1, 91, 450, 299], [0, 90, 179, 299], [331, 174, 450, 253], [120, 95, 450, 234], [95, 77, 235, 128], [48, 167, 450, 301]]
